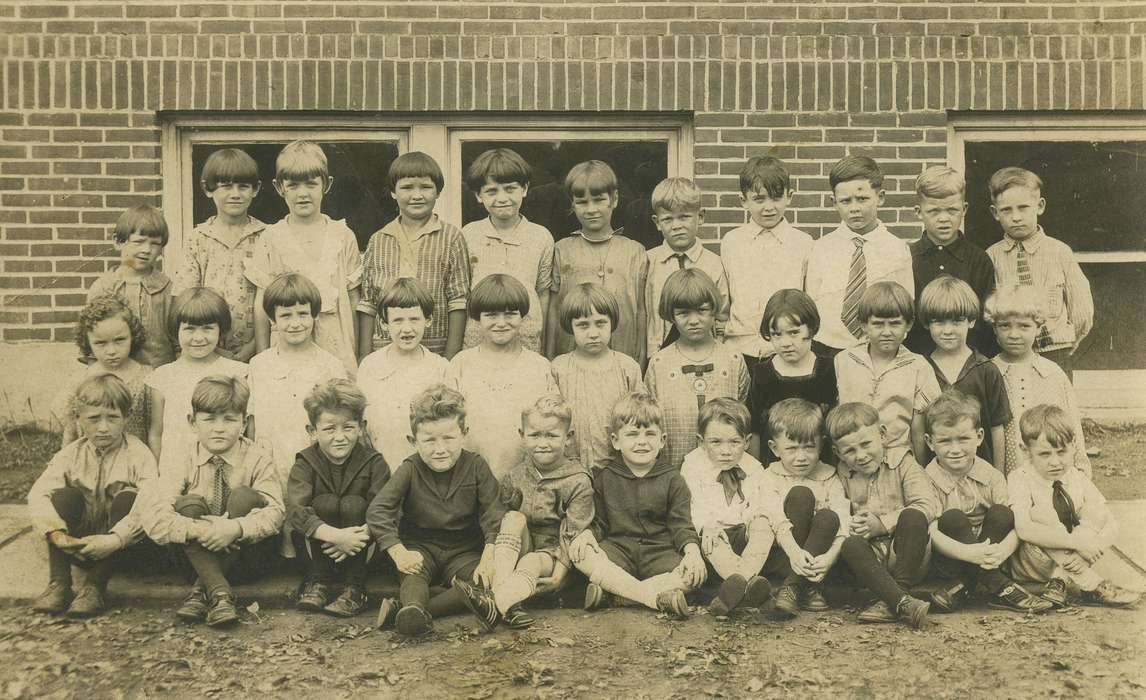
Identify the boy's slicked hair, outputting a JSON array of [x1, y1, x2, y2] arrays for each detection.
[[275, 140, 329, 183], [988, 166, 1043, 200], [191, 374, 250, 415], [924, 388, 982, 433], [857, 280, 915, 324], [918, 275, 980, 325], [558, 282, 620, 334], [1019, 403, 1076, 449], [467, 273, 530, 321], [739, 155, 791, 199], [73, 373, 133, 418], [983, 283, 1046, 326], [825, 402, 880, 442], [914, 165, 966, 199], [114, 204, 169, 245], [697, 397, 751, 439], [201, 148, 261, 191], [169, 287, 232, 343], [378, 277, 435, 322], [76, 294, 146, 360], [466, 148, 531, 192], [650, 177, 701, 213], [658, 268, 722, 323], [608, 391, 664, 435], [522, 394, 573, 430], [304, 378, 367, 426], [409, 383, 467, 435], [564, 160, 618, 198], [388, 151, 444, 192], [767, 397, 823, 443], [761, 288, 821, 339], [829, 154, 884, 191], [262, 272, 322, 317]]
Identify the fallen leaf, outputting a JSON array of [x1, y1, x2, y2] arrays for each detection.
[[747, 677, 764, 692]]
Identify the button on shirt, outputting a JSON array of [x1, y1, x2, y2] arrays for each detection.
[[1007, 465, 1114, 547], [992, 355, 1091, 477], [837, 451, 938, 532], [757, 461, 851, 537], [924, 456, 1008, 532], [645, 240, 730, 353], [680, 446, 768, 536], [835, 344, 940, 457], [906, 231, 998, 355]]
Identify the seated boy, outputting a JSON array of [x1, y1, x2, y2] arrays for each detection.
[[139, 375, 285, 627], [1008, 404, 1139, 607], [758, 398, 851, 619], [829, 402, 935, 629], [288, 379, 391, 617], [922, 389, 1052, 613], [29, 374, 159, 617], [366, 385, 503, 637], [681, 398, 774, 615], [571, 392, 706, 619]]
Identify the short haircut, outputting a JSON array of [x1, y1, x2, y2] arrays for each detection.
[[466, 148, 531, 192], [565, 160, 618, 198], [829, 155, 883, 191], [467, 273, 530, 321], [857, 281, 915, 324], [521, 394, 573, 430], [191, 375, 250, 415], [76, 294, 146, 360], [767, 398, 823, 444], [918, 275, 979, 325], [658, 268, 721, 323], [388, 151, 444, 192], [201, 148, 260, 191], [697, 398, 751, 439], [377, 277, 434, 322], [169, 287, 232, 343], [988, 166, 1043, 200], [262, 272, 322, 318], [275, 140, 329, 183], [983, 283, 1045, 326], [608, 391, 664, 435], [73, 373, 133, 418], [114, 204, 169, 245], [304, 378, 367, 425], [914, 166, 966, 200], [825, 402, 880, 442], [739, 155, 791, 199], [650, 177, 701, 213], [761, 288, 821, 339], [558, 282, 620, 334], [409, 383, 467, 435], [1019, 404, 1076, 449], [924, 388, 982, 433]]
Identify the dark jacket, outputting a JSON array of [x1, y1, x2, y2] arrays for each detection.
[[286, 442, 391, 537], [590, 458, 700, 553]]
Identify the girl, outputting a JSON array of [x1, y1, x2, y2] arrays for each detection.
[[645, 269, 750, 470], [52, 295, 160, 452], [550, 283, 645, 471], [447, 274, 558, 478]]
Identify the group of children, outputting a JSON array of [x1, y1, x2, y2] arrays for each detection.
[[30, 141, 1137, 635]]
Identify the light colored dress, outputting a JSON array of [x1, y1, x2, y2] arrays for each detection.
[[358, 344, 450, 471], [551, 350, 645, 470], [146, 355, 249, 461]]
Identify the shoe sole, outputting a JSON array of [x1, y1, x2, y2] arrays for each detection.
[[743, 578, 773, 608], [717, 575, 748, 613], [454, 581, 498, 632], [857, 614, 897, 624], [206, 612, 239, 627], [395, 607, 432, 637], [324, 603, 365, 618], [771, 604, 798, 620], [376, 601, 399, 630], [902, 602, 930, 629], [987, 600, 1053, 614], [296, 600, 329, 613], [175, 609, 207, 623], [928, 593, 956, 614], [584, 583, 604, 611]]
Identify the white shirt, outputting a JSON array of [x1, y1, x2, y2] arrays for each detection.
[[645, 240, 729, 353], [680, 446, 768, 536], [1008, 465, 1114, 548], [358, 344, 450, 471]]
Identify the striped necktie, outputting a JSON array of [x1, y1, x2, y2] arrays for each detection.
[[841, 237, 867, 339], [209, 455, 230, 516], [1015, 242, 1054, 349]]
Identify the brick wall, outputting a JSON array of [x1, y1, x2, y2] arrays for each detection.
[[2, 1, 1144, 344]]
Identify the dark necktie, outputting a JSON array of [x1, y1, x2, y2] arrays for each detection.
[[209, 455, 230, 516], [673, 253, 687, 270], [717, 466, 747, 505], [1052, 480, 1080, 533]]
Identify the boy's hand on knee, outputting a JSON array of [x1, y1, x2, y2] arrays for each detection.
[[1071, 531, 1103, 563], [1062, 553, 1087, 574], [700, 530, 720, 557], [199, 516, 242, 552], [850, 511, 885, 539], [789, 549, 816, 578], [77, 534, 123, 561], [388, 545, 425, 575], [322, 526, 370, 562], [569, 531, 600, 563], [535, 561, 569, 595], [48, 530, 85, 551], [680, 543, 707, 588]]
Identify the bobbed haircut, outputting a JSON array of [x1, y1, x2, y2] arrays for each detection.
[[739, 155, 791, 199], [914, 166, 966, 200], [988, 166, 1043, 200], [558, 282, 620, 334], [697, 397, 751, 439], [829, 154, 884, 191], [304, 378, 367, 426], [275, 140, 329, 183], [761, 288, 821, 339], [650, 177, 701, 213], [565, 160, 618, 198], [857, 281, 915, 324], [767, 397, 823, 444], [1019, 403, 1076, 449], [73, 373, 134, 418], [466, 148, 532, 192], [924, 388, 982, 433], [169, 287, 232, 343], [201, 148, 261, 191], [608, 391, 664, 435], [521, 394, 573, 431], [409, 383, 467, 435], [191, 374, 250, 415], [467, 273, 530, 321], [918, 275, 979, 325], [76, 294, 146, 361], [114, 204, 169, 245], [262, 272, 322, 318], [388, 151, 444, 192], [377, 277, 434, 322], [658, 268, 721, 323], [983, 283, 1046, 326], [825, 402, 881, 443]]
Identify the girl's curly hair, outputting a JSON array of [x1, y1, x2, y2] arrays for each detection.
[[75, 294, 146, 360]]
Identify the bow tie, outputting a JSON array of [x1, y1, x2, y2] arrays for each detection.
[[717, 466, 747, 505], [681, 363, 714, 375]]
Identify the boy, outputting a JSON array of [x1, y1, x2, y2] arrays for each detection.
[[922, 389, 1052, 613], [829, 402, 935, 628], [986, 167, 1093, 376], [87, 204, 175, 367], [139, 375, 285, 627], [288, 379, 391, 617], [571, 392, 706, 619], [174, 147, 266, 362], [835, 281, 941, 463], [357, 151, 472, 360], [721, 156, 813, 372], [1008, 404, 1139, 607], [644, 177, 729, 352], [757, 398, 850, 619], [366, 385, 503, 637], [680, 398, 774, 616], [29, 374, 159, 617], [805, 155, 913, 357], [905, 166, 997, 357]]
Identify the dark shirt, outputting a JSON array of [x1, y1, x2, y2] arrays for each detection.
[[926, 350, 1012, 464], [287, 442, 391, 537], [750, 355, 838, 463], [590, 458, 700, 553], [906, 231, 998, 357]]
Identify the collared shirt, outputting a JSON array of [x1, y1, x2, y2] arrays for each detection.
[[498, 457, 595, 568], [721, 219, 813, 357], [993, 355, 1091, 476], [357, 214, 472, 356], [88, 268, 175, 367], [758, 461, 851, 537], [27, 435, 158, 544], [645, 240, 730, 353], [906, 231, 998, 356], [173, 216, 266, 359], [680, 446, 768, 536], [925, 456, 1008, 531], [837, 450, 939, 533], [835, 343, 940, 457], [1007, 465, 1114, 548], [805, 223, 914, 351], [52, 361, 154, 446], [986, 228, 1094, 352], [140, 437, 284, 546], [358, 344, 450, 470], [927, 349, 1012, 462]]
